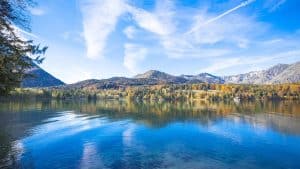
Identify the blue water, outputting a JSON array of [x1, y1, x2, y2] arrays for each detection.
[[0, 100, 300, 169]]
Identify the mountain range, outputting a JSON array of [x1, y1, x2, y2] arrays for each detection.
[[22, 61, 300, 89], [223, 63, 300, 84], [22, 64, 64, 88]]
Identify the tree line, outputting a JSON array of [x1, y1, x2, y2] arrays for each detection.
[[6, 83, 300, 101]]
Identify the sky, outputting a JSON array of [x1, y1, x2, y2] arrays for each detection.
[[24, 0, 300, 84]]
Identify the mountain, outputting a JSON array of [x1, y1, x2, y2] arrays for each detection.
[[135, 70, 172, 79], [181, 73, 225, 84], [66, 71, 222, 90], [269, 62, 300, 84], [66, 62, 299, 89], [132, 63, 299, 85], [66, 77, 160, 90], [67, 71, 188, 90], [134, 70, 187, 83], [224, 63, 299, 84], [23, 61, 299, 89], [21, 64, 64, 88]]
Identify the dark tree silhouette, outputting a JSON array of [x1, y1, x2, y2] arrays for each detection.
[[0, 0, 47, 95]]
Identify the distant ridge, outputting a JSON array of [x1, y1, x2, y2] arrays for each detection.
[[181, 73, 225, 84], [66, 61, 299, 90], [134, 70, 187, 83], [21, 64, 64, 88], [134, 70, 173, 79], [22, 61, 300, 88], [224, 62, 300, 84], [269, 62, 300, 84]]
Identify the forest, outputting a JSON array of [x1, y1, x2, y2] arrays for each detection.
[[5, 83, 300, 101]]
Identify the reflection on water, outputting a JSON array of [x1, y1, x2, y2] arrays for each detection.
[[0, 100, 300, 169]]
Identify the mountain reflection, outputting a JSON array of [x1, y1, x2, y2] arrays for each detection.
[[1, 100, 300, 131], [0, 99, 300, 169]]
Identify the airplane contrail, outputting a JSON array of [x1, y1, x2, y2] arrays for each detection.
[[187, 0, 256, 34]]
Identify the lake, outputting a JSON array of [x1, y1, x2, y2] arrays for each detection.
[[0, 99, 300, 169]]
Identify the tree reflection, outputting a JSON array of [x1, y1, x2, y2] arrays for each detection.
[[0, 99, 300, 168]]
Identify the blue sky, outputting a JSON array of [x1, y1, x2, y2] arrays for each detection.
[[25, 0, 300, 83]]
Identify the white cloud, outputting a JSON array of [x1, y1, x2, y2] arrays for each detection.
[[193, 14, 265, 45], [159, 12, 264, 59], [123, 43, 147, 73], [127, 6, 173, 36], [272, 0, 286, 11], [29, 7, 45, 16], [123, 26, 137, 39], [80, 0, 261, 61], [62, 31, 83, 43], [187, 0, 256, 34], [80, 0, 126, 59], [265, 0, 287, 12], [199, 49, 300, 74], [80, 0, 170, 59], [79, 0, 298, 77], [122, 0, 265, 59], [199, 58, 242, 73], [161, 35, 231, 58]]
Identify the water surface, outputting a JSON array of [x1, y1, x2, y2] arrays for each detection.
[[0, 100, 300, 169]]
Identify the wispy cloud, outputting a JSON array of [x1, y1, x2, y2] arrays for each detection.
[[29, 7, 46, 16], [187, 0, 256, 34], [161, 34, 232, 59], [265, 0, 287, 12], [192, 13, 266, 46], [199, 58, 242, 73], [125, 0, 264, 60], [123, 43, 147, 73], [78, 0, 298, 77], [80, 0, 126, 59], [123, 26, 137, 39], [80, 0, 259, 60], [158, 3, 264, 59], [127, 5, 173, 36], [62, 31, 83, 43], [271, 0, 286, 11], [199, 49, 300, 74]]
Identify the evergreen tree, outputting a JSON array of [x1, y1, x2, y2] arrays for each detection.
[[0, 0, 47, 95]]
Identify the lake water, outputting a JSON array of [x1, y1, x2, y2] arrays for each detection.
[[0, 100, 300, 169]]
